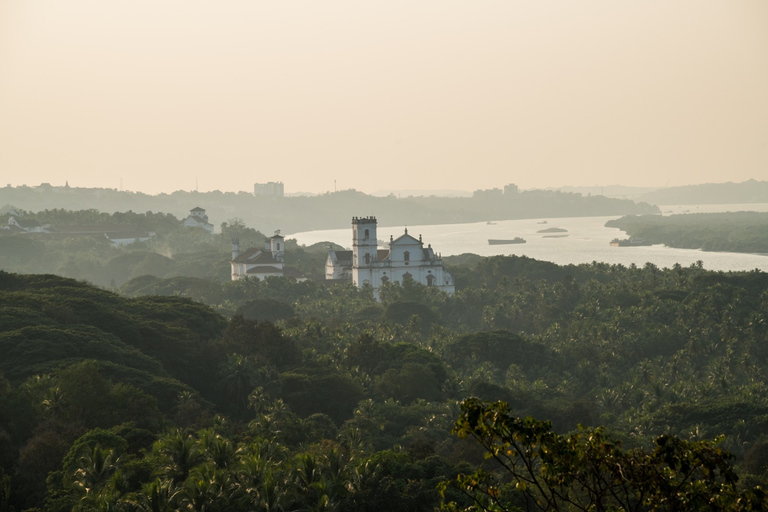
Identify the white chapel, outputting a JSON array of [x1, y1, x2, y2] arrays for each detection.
[[326, 216, 455, 298]]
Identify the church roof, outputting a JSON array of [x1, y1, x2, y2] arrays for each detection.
[[390, 229, 422, 246], [190, 207, 206, 212], [246, 266, 283, 274], [232, 247, 278, 264], [330, 250, 353, 265]]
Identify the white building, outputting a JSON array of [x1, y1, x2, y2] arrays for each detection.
[[3, 216, 51, 233], [105, 231, 155, 247], [326, 216, 455, 298], [182, 207, 214, 234], [231, 234, 286, 281]]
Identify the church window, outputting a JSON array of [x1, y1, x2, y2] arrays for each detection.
[[365, 253, 371, 264], [364, 229, 370, 240], [403, 251, 410, 263], [276, 243, 280, 251], [426, 274, 435, 287], [403, 272, 413, 282], [381, 275, 389, 284]]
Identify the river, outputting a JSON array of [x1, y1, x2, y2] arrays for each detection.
[[288, 204, 768, 272]]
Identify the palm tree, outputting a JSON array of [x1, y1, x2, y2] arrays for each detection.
[[71, 444, 120, 510], [152, 430, 204, 483], [220, 354, 256, 420]]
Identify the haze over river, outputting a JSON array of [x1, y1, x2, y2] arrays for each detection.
[[289, 204, 768, 272]]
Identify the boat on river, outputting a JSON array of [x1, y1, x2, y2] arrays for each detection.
[[610, 238, 652, 247], [488, 237, 526, 245]]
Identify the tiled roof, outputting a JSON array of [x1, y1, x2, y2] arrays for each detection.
[[13, 219, 41, 228], [331, 250, 353, 265], [246, 266, 283, 274], [105, 231, 153, 240], [232, 248, 278, 264]]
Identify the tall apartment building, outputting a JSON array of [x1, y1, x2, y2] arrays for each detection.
[[254, 182, 285, 197]]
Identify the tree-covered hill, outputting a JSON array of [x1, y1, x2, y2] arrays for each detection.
[[607, 211, 768, 253], [0, 272, 225, 403]]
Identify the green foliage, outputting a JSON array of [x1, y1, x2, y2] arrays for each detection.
[[280, 369, 365, 424], [220, 316, 300, 370], [441, 399, 766, 511], [608, 212, 768, 253], [235, 298, 296, 323]]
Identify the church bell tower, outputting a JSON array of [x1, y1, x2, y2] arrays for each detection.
[[352, 216, 378, 286]]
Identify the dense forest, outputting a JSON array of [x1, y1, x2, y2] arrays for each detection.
[[607, 212, 768, 253], [0, 185, 658, 234], [3, 250, 768, 510]]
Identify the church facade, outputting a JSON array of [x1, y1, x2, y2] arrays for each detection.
[[326, 216, 454, 298]]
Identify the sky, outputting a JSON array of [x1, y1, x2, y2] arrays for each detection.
[[1, 1, 767, 195]]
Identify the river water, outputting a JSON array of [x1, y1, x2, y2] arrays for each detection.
[[288, 204, 768, 272]]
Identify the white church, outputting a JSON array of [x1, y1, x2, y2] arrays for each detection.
[[326, 216, 455, 298], [230, 234, 285, 281]]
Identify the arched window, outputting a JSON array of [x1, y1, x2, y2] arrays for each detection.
[[403, 272, 413, 282], [381, 275, 389, 284], [403, 251, 410, 263], [276, 243, 280, 251], [426, 274, 436, 287], [364, 229, 370, 240], [364, 253, 371, 264]]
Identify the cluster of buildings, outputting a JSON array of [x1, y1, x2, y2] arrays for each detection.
[[1, 211, 156, 247], [1, 207, 215, 247], [230, 216, 454, 299], [3, 199, 454, 298]]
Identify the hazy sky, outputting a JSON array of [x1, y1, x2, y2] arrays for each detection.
[[1, 1, 767, 195]]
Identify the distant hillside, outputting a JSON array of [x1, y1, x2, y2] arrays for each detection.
[[0, 272, 226, 407], [0, 184, 658, 234], [639, 179, 768, 205]]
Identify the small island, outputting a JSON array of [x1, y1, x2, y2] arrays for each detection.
[[537, 227, 568, 233], [610, 238, 652, 247], [488, 237, 526, 245]]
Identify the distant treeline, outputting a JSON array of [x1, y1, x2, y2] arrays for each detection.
[[0, 184, 658, 234], [638, 179, 768, 205], [607, 212, 768, 253], [0, 210, 329, 288]]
